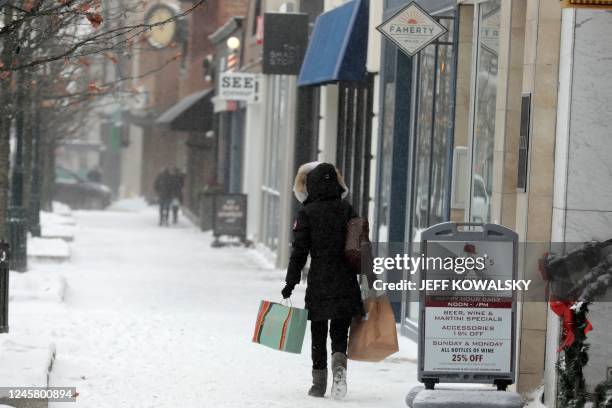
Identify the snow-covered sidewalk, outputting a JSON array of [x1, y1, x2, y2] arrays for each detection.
[[9, 205, 419, 407]]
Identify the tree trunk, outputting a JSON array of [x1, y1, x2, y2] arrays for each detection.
[[0, 10, 15, 241], [22, 72, 33, 217], [39, 133, 55, 212]]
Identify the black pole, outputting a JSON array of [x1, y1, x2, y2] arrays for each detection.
[[0, 241, 9, 333], [8, 71, 28, 272], [29, 107, 41, 237], [13, 74, 24, 207]]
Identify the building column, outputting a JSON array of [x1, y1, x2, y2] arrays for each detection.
[[513, 0, 563, 398], [277, 76, 298, 268], [548, 6, 612, 405], [242, 77, 266, 241], [491, 0, 525, 229], [317, 84, 339, 164]]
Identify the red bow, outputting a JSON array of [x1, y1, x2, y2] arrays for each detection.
[[549, 300, 593, 351]]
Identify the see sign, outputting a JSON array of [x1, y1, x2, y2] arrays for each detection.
[[218, 72, 259, 102]]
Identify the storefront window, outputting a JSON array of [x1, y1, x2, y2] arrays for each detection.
[[469, 0, 500, 223], [261, 75, 289, 252], [375, 41, 397, 242], [409, 17, 455, 243], [376, 2, 459, 335], [411, 45, 434, 239], [406, 15, 457, 325]]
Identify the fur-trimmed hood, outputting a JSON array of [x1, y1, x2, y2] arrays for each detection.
[[293, 162, 349, 203]]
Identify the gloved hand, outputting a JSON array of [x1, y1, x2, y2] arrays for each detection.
[[281, 284, 294, 299]]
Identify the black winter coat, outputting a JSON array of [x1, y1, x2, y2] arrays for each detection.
[[154, 169, 184, 202], [285, 164, 364, 321]]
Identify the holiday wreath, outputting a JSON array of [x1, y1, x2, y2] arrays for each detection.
[[541, 241, 612, 408]]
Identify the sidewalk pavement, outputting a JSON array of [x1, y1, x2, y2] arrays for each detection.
[[1, 202, 550, 408], [4, 203, 423, 407]]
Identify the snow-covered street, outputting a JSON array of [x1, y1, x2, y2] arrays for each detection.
[[9, 205, 419, 408]]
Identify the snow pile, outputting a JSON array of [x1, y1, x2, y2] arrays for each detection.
[[28, 237, 71, 261], [251, 244, 278, 270], [42, 224, 77, 242], [41, 211, 76, 227], [52, 202, 72, 217], [9, 270, 67, 303], [40, 210, 77, 242], [524, 387, 546, 407], [107, 197, 149, 213], [0, 335, 56, 397]]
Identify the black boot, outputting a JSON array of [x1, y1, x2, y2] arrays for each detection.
[[308, 369, 327, 397], [330, 352, 347, 399]]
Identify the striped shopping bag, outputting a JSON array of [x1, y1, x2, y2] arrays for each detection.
[[252, 300, 308, 354]]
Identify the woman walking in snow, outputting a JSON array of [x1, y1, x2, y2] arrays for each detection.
[[281, 162, 363, 399]]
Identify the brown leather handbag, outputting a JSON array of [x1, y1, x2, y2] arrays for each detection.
[[345, 218, 377, 287], [345, 217, 369, 272]]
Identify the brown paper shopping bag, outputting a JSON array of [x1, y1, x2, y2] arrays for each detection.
[[347, 295, 399, 362]]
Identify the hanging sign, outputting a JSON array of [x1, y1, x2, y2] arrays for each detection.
[[263, 13, 309, 75], [217, 72, 260, 102], [376, 1, 448, 57], [418, 223, 518, 390]]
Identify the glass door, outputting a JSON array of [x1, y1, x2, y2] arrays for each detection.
[[336, 76, 374, 218], [407, 15, 457, 245], [261, 75, 288, 253], [402, 11, 458, 335], [467, 0, 501, 223]]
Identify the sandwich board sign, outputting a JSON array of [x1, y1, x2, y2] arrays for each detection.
[[418, 223, 518, 391], [213, 194, 247, 242], [377, 1, 448, 56]]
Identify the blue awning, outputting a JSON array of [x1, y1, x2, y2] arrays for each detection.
[[297, 0, 369, 87]]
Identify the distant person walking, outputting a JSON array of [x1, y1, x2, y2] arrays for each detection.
[[154, 167, 172, 226], [168, 167, 185, 224], [154, 167, 185, 226]]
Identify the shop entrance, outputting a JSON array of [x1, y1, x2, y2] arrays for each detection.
[[336, 75, 374, 218], [403, 10, 459, 338]]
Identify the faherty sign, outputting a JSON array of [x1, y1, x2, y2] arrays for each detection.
[[377, 1, 448, 56]]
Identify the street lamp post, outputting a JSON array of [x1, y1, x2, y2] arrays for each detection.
[[8, 71, 28, 272]]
